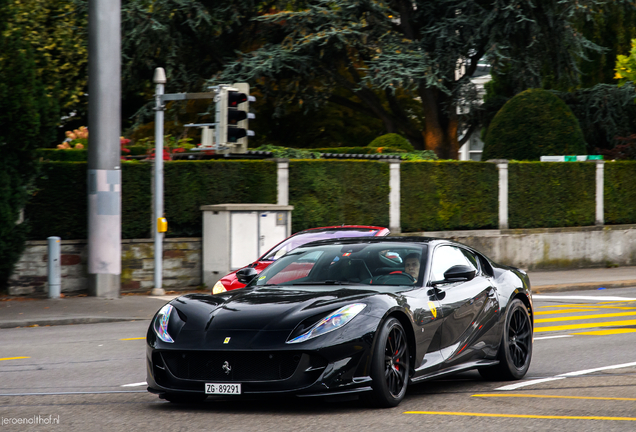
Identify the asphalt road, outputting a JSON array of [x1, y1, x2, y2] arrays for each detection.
[[2, 287, 636, 432]]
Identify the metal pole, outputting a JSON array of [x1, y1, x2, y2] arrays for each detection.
[[595, 160, 605, 226], [152, 68, 167, 296], [47, 237, 61, 299], [498, 161, 509, 230], [87, 0, 121, 298]]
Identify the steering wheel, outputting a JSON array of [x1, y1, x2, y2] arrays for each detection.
[[373, 271, 416, 285]]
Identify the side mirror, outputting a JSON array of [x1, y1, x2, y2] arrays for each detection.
[[236, 267, 258, 284], [443, 265, 476, 282], [431, 265, 477, 285]]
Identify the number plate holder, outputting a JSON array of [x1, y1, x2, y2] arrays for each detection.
[[205, 383, 241, 395]]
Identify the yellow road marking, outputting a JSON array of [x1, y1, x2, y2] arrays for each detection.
[[572, 329, 636, 336], [0, 357, 30, 361], [535, 311, 636, 323], [538, 304, 592, 308], [120, 337, 145, 341], [535, 309, 597, 315], [472, 393, 636, 402], [535, 319, 636, 333], [403, 411, 636, 421]]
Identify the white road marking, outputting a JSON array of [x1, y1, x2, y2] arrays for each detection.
[[559, 361, 636, 377], [121, 382, 147, 387], [496, 361, 636, 391], [533, 335, 573, 341], [496, 377, 566, 390], [533, 295, 636, 301]]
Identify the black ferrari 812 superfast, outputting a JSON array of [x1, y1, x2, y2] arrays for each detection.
[[146, 237, 533, 407]]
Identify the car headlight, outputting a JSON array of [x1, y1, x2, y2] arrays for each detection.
[[153, 304, 174, 343], [212, 281, 227, 294], [287, 303, 367, 344]]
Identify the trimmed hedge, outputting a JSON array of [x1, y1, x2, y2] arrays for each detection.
[[24, 160, 636, 241], [401, 162, 499, 232], [36, 148, 88, 161], [164, 161, 277, 237], [289, 160, 390, 232], [605, 161, 636, 224], [509, 162, 595, 228], [25, 161, 277, 240]]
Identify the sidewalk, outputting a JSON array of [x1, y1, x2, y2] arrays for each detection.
[[1, 267, 634, 329]]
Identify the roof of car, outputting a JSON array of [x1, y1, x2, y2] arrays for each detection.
[[300, 236, 445, 248], [296, 225, 388, 233]]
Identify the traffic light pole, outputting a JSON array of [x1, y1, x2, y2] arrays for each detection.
[[87, 0, 121, 298], [152, 68, 167, 296]]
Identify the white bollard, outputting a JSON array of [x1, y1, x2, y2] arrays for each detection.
[[47, 236, 61, 298]]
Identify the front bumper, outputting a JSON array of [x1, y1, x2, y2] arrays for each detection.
[[146, 342, 373, 398]]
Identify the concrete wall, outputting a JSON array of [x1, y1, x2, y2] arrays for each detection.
[[9, 224, 636, 295], [402, 224, 636, 270], [8, 238, 201, 296]]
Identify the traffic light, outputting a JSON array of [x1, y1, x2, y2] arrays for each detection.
[[227, 83, 255, 153], [213, 84, 255, 153]]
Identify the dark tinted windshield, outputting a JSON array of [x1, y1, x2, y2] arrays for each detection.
[[261, 229, 383, 261], [253, 243, 427, 287]]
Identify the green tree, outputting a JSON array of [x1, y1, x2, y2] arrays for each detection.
[[6, 0, 86, 141], [215, 0, 601, 158], [615, 38, 636, 85], [0, 1, 52, 291]]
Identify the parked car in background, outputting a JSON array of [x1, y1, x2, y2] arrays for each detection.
[[212, 226, 390, 293]]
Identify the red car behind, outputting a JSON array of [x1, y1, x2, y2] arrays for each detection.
[[212, 225, 390, 293]]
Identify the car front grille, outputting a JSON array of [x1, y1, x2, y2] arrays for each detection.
[[160, 351, 303, 382]]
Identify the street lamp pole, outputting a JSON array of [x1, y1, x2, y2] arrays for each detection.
[[87, 0, 122, 298]]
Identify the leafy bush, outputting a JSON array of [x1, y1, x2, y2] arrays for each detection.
[[368, 133, 415, 152], [254, 144, 320, 159], [314, 146, 405, 154], [483, 89, 587, 160]]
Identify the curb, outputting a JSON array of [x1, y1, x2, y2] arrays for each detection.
[[0, 317, 149, 329], [533, 280, 636, 294]]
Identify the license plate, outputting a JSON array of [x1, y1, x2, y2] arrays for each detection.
[[205, 383, 241, 395]]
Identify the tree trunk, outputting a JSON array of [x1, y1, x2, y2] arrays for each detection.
[[419, 87, 459, 159]]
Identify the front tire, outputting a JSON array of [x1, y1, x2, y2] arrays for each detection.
[[363, 317, 410, 407], [480, 298, 533, 380]]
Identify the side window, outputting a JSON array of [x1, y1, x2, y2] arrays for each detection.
[[430, 246, 475, 281], [459, 249, 479, 272]]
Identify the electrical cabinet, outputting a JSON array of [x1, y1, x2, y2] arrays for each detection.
[[201, 204, 293, 288]]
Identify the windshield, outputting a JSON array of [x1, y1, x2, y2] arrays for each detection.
[[252, 243, 427, 287], [261, 229, 383, 261]]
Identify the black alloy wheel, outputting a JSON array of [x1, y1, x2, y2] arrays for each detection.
[[479, 298, 533, 380], [363, 317, 410, 407]]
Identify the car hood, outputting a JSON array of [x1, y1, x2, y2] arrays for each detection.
[[171, 288, 378, 332]]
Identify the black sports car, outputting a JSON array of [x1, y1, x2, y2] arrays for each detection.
[[146, 237, 533, 407]]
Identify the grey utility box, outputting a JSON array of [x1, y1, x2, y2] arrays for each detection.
[[201, 203, 294, 288]]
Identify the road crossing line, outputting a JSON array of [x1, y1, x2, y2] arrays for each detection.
[[535, 311, 636, 323], [534, 318, 636, 333]]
